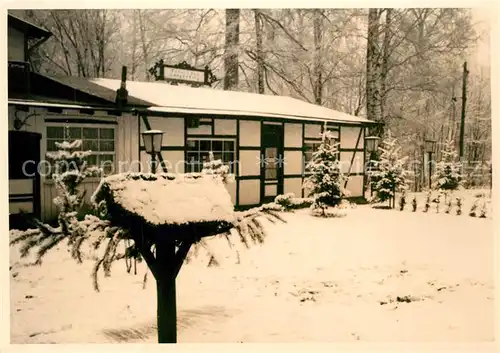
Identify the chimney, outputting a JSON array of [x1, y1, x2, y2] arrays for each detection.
[[115, 66, 128, 110]]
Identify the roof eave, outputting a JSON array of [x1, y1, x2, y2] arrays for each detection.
[[145, 107, 374, 125], [8, 14, 52, 40]]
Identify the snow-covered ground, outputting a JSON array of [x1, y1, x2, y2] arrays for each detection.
[[9, 205, 494, 343]]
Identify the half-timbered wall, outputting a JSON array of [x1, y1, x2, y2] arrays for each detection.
[[9, 102, 369, 221], [283, 122, 303, 197], [237, 120, 261, 206], [8, 105, 140, 221]]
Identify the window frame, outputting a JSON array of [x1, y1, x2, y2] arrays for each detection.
[[45, 123, 117, 180], [185, 137, 236, 173]]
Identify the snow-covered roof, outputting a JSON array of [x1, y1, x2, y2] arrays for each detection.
[[91, 173, 235, 227], [90, 78, 372, 125], [8, 99, 101, 110]]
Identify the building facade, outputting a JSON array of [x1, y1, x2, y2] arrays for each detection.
[[7, 15, 375, 225]]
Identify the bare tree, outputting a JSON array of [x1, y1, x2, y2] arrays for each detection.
[[224, 9, 240, 90], [253, 9, 265, 94], [366, 8, 383, 134]]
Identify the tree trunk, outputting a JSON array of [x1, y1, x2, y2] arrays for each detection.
[[380, 9, 392, 124], [254, 9, 265, 94], [131, 10, 138, 80], [366, 9, 383, 136], [138, 10, 150, 81], [224, 9, 240, 90], [313, 9, 323, 105], [155, 239, 177, 343]]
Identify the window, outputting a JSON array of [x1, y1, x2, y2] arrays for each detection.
[[186, 138, 235, 173], [46, 125, 116, 175], [303, 137, 339, 173], [304, 141, 322, 165]]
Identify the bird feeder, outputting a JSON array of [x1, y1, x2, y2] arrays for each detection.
[[92, 172, 235, 343]]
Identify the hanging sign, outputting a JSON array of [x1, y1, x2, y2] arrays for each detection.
[[149, 60, 217, 87]]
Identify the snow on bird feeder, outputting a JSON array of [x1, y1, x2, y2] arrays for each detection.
[[91, 172, 235, 343]]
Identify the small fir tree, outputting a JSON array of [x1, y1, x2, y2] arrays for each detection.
[[435, 194, 441, 213], [456, 197, 462, 215], [479, 198, 488, 218], [399, 190, 407, 211], [369, 133, 412, 207], [303, 129, 348, 216], [445, 198, 453, 214], [423, 191, 431, 213], [469, 200, 478, 217], [432, 139, 464, 192], [412, 196, 417, 212]]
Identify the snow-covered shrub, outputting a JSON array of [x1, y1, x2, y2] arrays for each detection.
[[311, 204, 348, 218], [274, 194, 313, 211], [432, 139, 464, 192], [369, 133, 412, 207], [275, 193, 295, 209], [303, 129, 348, 216], [289, 197, 314, 209]]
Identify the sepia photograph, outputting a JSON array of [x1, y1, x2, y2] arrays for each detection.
[[4, 4, 494, 345]]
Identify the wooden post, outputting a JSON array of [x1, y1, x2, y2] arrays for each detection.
[[459, 61, 468, 160], [155, 237, 177, 344], [392, 185, 396, 209]]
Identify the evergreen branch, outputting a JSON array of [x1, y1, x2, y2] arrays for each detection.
[[92, 258, 104, 292], [262, 209, 287, 223], [10, 228, 42, 246], [197, 239, 220, 267], [234, 222, 250, 248], [252, 217, 268, 241], [35, 234, 68, 265], [71, 234, 87, 263]]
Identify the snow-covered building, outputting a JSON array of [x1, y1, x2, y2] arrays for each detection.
[[8, 14, 376, 225]]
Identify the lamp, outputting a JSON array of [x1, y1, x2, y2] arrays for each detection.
[[142, 130, 164, 173], [365, 136, 380, 153], [424, 138, 437, 154], [424, 138, 437, 189]]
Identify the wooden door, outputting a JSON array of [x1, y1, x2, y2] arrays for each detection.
[[261, 122, 284, 203]]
